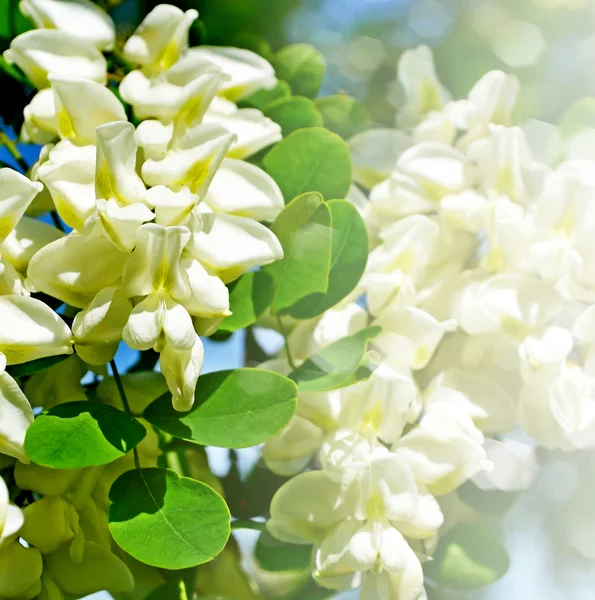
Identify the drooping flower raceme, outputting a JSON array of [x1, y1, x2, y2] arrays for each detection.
[[14, 4, 286, 412]]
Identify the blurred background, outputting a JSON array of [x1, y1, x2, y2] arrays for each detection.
[[4, 0, 595, 598]]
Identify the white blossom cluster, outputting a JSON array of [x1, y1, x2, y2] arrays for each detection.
[[263, 44, 595, 599], [2, 1, 286, 416]]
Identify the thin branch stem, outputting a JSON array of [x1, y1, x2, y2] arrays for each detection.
[[178, 579, 189, 600], [0, 131, 28, 173], [276, 314, 296, 370], [110, 359, 141, 470]]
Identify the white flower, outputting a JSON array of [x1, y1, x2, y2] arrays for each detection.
[[374, 306, 456, 372], [19, 0, 116, 50], [339, 362, 421, 444], [4, 30, 106, 89], [0, 169, 43, 243], [27, 233, 129, 308], [424, 368, 516, 434], [395, 404, 491, 495], [160, 333, 204, 412], [123, 4, 198, 73], [72, 287, 133, 365], [0, 367, 34, 463], [397, 45, 451, 128], [185, 209, 283, 283], [204, 158, 283, 222], [51, 77, 127, 145], [520, 363, 595, 450], [22, 88, 59, 144], [141, 122, 234, 195], [36, 141, 96, 230], [454, 273, 563, 339], [468, 125, 547, 205], [95, 121, 148, 207], [119, 54, 224, 123], [348, 128, 411, 189], [0, 475, 24, 546], [187, 46, 277, 101], [203, 97, 282, 159]]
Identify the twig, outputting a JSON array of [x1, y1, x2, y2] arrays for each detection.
[[110, 359, 141, 470], [0, 131, 28, 173], [276, 314, 296, 370]]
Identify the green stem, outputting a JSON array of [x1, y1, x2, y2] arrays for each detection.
[[110, 359, 141, 470], [0, 131, 28, 173], [177, 579, 189, 600], [276, 315, 296, 370]]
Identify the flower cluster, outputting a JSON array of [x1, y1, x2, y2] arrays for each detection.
[[4, 1, 285, 411], [264, 44, 592, 599]]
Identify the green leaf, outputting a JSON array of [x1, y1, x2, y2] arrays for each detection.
[[144, 369, 297, 448], [109, 468, 230, 570], [0, 56, 30, 86], [262, 192, 333, 313], [289, 199, 368, 318], [425, 523, 510, 590], [6, 354, 69, 378], [457, 481, 519, 516], [219, 271, 275, 333], [24, 401, 146, 469], [255, 530, 312, 573], [263, 128, 352, 203], [273, 44, 325, 99], [315, 96, 370, 139], [289, 326, 381, 392], [239, 80, 292, 111], [265, 96, 324, 137]]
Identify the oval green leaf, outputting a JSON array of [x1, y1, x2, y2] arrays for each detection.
[[315, 96, 370, 139], [263, 192, 333, 313], [273, 44, 325, 99], [425, 523, 510, 590], [219, 270, 275, 333], [25, 401, 146, 469], [265, 96, 324, 137], [109, 468, 230, 570], [144, 368, 297, 448], [289, 326, 381, 392], [6, 354, 69, 378], [263, 128, 352, 203], [255, 530, 312, 573], [289, 199, 368, 319], [239, 80, 292, 111]]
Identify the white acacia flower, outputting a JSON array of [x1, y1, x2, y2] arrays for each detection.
[[4, 30, 107, 89], [22, 88, 59, 144], [141, 122, 234, 195], [36, 141, 96, 230], [0, 476, 24, 546], [72, 287, 133, 365], [203, 97, 282, 159], [187, 45, 277, 101], [204, 158, 283, 222], [454, 273, 563, 339], [0, 169, 44, 243], [50, 77, 127, 146], [19, 0, 115, 51], [520, 363, 595, 450], [123, 4, 198, 73], [397, 45, 451, 128], [339, 362, 421, 444], [395, 404, 491, 495], [468, 125, 547, 205], [119, 55, 224, 123]]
